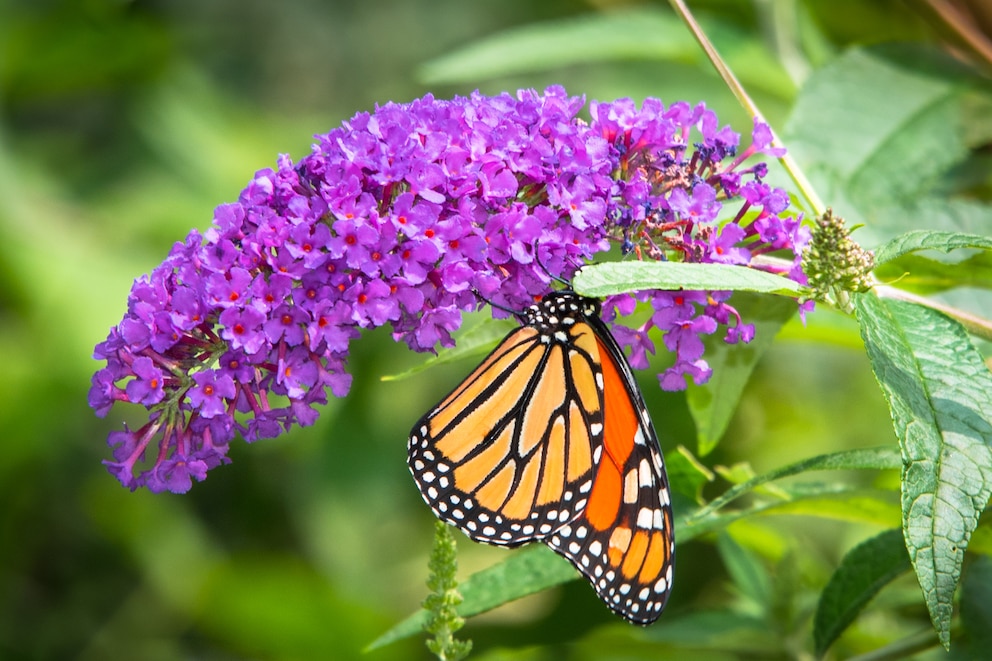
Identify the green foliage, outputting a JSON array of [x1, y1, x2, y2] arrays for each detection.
[[381, 314, 517, 382], [418, 9, 698, 84], [856, 292, 992, 649], [873, 230, 992, 266], [873, 231, 992, 296], [418, 7, 796, 102], [686, 293, 797, 455], [960, 555, 992, 656], [782, 44, 992, 241], [664, 445, 715, 503], [813, 529, 912, 657]]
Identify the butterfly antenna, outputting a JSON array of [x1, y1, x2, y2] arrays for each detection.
[[472, 289, 523, 319], [533, 242, 576, 289]]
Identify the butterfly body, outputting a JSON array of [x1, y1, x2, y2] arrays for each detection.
[[408, 290, 674, 624]]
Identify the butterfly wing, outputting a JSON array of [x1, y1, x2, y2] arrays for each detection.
[[545, 315, 674, 624], [408, 316, 604, 546], [408, 292, 674, 624]]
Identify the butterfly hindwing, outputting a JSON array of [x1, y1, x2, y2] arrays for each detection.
[[408, 290, 674, 624], [545, 317, 674, 624]]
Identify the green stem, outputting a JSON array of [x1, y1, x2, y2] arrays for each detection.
[[845, 625, 954, 661], [754, 254, 992, 342], [666, 0, 824, 216]]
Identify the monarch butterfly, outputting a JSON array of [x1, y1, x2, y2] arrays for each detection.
[[408, 289, 674, 624]]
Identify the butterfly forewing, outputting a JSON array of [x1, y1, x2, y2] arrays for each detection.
[[408, 290, 674, 624], [408, 296, 605, 546]]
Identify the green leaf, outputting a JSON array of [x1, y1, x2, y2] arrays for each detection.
[[968, 523, 992, 556], [641, 610, 779, 654], [873, 229, 992, 265], [368, 545, 575, 650], [813, 529, 912, 658], [717, 533, 772, 613], [198, 556, 378, 660], [785, 46, 977, 190], [665, 444, 715, 504], [686, 294, 797, 455], [763, 493, 901, 527], [784, 45, 992, 240], [417, 9, 794, 100], [854, 292, 992, 649], [418, 9, 695, 84], [380, 316, 516, 381], [684, 446, 902, 530], [572, 262, 804, 298], [874, 251, 992, 294], [682, 490, 900, 545], [960, 555, 992, 656]]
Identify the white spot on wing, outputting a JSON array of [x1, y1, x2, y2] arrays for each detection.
[[623, 469, 639, 504], [639, 458, 652, 486]]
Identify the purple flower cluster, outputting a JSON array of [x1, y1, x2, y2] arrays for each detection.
[[89, 86, 808, 493], [585, 97, 810, 388]]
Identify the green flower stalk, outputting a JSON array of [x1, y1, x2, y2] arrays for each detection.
[[803, 208, 875, 313], [423, 521, 472, 661]]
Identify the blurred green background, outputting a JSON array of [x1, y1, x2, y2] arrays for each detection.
[[2, 0, 989, 659]]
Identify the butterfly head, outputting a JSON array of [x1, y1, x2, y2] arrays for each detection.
[[523, 290, 601, 330]]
